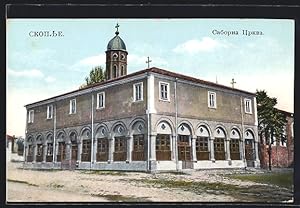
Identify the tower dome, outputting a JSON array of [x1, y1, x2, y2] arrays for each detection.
[[107, 33, 127, 51], [105, 23, 128, 81]]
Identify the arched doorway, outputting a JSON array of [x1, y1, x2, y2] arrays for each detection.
[[80, 128, 92, 162], [245, 130, 255, 167], [26, 136, 34, 162], [46, 134, 53, 162], [56, 131, 66, 162], [131, 121, 146, 161], [113, 124, 127, 161], [177, 123, 192, 169], [196, 126, 211, 160], [96, 126, 109, 162], [230, 129, 241, 160], [214, 127, 226, 160], [156, 121, 172, 161], [35, 135, 43, 162], [70, 131, 78, 161]]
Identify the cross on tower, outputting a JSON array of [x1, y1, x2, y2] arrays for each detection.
[[231, 78, 236, 88], [115, 23, 120, 34], [146, 56, 152, 68]]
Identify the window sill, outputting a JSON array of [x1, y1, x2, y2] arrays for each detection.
[[46, 118, 53, 120], [208, 106, 217, 109], [133, 99, 144, 103], [245, 112, 253, 115], [96, 107, 105, 111], [159, 98, 170, 103]]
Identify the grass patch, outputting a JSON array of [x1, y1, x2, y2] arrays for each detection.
[[8, 179, 38, 187], [132, 178, 293, 202], [161, 171, 189, 175], [227, 172, 293, 189], [91, 193, 151, 202], [48, 182, 64, 188], [28, 168, 61, 172], [81, 170, 127, 176]]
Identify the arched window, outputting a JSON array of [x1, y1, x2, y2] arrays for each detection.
[[121, 65, 125, 76], [196, 126, 210, 160], [96, 126, 109, 162], [112, 53, 118, 60], [97, 138, 109, 161], [113, 65, 117, 78], [132, 121, 146, 161], [156, 121, 172, 161], [36, 135, 43, 162], [26, 137, 34, 162], [214, 127, 226, 160], [177, 123, 192, 162], [81, 129, 91, 162], [121, 54, 125, 60], [230, 129, 241, 160], [56, 132, 66, 162], [245, 130, 255, 161], [113, 124, 127, 161], [46, 134, 53, 162], [70, 131, 78, 161]]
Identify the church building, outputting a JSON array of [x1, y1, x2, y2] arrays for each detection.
[[24, 25, 260, 171]]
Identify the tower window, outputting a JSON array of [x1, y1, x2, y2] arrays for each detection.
[[121, 54, 125, 60], [112, 53, 118, 60], [113, 65, 118, 78], [121, 65, 125, 75]]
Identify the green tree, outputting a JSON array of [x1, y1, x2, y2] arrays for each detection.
[[256, 90, 287, 170], [80, 66, 106, 89]]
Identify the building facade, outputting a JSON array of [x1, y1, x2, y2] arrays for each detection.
[[7, 135, 24, 162], [259, 110, 294, 168], [23, 27, 260, 171]]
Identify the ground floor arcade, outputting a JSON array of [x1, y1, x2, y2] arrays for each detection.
[[24, 116, 260, 171]]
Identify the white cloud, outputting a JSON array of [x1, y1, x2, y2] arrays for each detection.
[[8, 68, 44, 78], [173, 37, 230, 54], [45, 76, 56, 83], [70, 54, 106, 71], [7, 68, 57, 83], [78, 54, 106, 66]]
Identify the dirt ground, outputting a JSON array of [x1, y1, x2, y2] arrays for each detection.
[[6, 161, 293, 203]]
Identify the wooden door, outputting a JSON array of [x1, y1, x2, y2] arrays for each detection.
[[178, 135, 192, 169], [71, 144, 78, 161], [245, 139, 254, 161]]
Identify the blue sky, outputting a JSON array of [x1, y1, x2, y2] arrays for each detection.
[[7, 19, 294, 136]]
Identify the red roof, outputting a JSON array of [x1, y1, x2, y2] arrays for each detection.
[[25, 67, 255, 107]]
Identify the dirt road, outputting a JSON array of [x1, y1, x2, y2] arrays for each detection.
[[6, 162, 293, 203]]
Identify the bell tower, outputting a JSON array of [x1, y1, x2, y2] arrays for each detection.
[[106, 23, 128, 81]]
